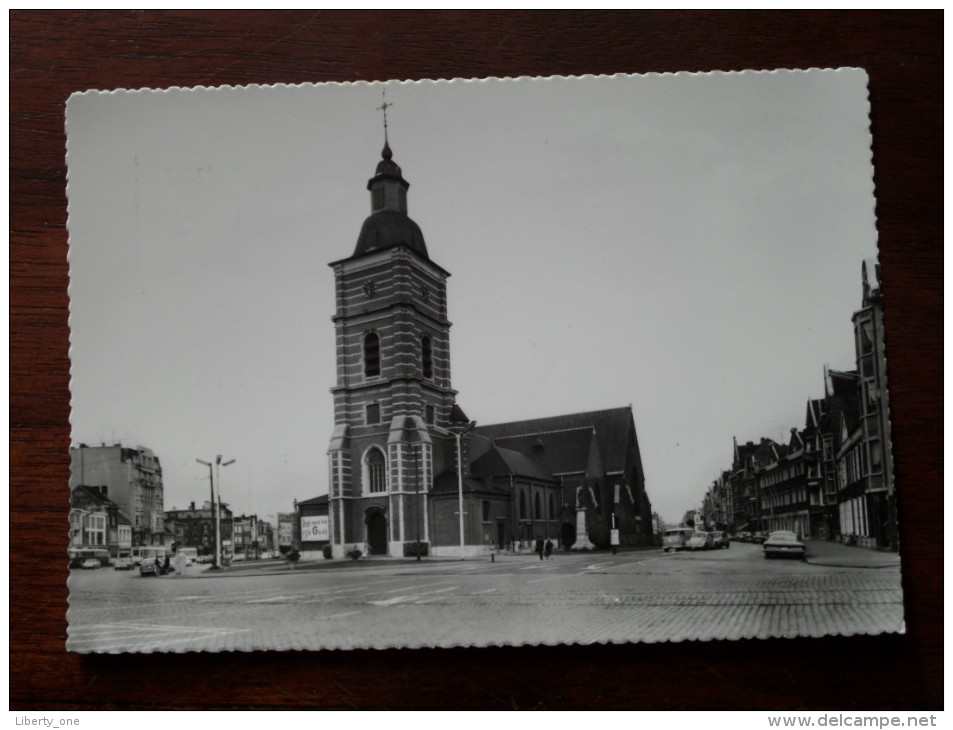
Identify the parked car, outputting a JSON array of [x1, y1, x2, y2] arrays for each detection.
[[751, 531, 767, 544], [685, 532, 713, 551], [80, 558, 102, 570], [68, 548, 110, 569], [735, 531, 752, 543], [662, 527, 695, 552], [113, 557, 134, 570], [763, 531, 806, 559], [710, 531, 730, 549]]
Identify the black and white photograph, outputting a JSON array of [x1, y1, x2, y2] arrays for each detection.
[[65, 69, 903, 654]]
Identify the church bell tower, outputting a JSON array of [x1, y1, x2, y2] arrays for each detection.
[[326, 131, 457, 559]]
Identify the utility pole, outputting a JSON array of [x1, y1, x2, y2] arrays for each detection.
[[414, 441, 421, 561], [196, 455, 235, 569], [215, 455, 235, 566], [433, 419, 477, 559], [195, 458, 218, 569]]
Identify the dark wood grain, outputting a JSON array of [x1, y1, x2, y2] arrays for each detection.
[[11, 10, 942, 710]]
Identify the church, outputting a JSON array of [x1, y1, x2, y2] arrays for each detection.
[[320, 133, 654, 559]]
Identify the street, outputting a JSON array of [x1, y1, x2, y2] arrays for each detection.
[[66, 542, 904, 653]]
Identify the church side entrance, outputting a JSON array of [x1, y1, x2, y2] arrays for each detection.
[[366, 510, 388, 555], [560, 522, 576, 550]]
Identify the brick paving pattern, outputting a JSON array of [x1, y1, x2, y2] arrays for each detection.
[[67, 542, 905, 653]]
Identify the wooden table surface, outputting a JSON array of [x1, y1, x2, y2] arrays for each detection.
[[10, 11, 942, 710]]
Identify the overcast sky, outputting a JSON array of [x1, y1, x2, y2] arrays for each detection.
[[66, 69, 878, 524]]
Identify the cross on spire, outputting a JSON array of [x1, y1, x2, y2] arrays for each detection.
[[377, 88, 393, 145]]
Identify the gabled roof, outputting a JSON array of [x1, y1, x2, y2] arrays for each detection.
[[827, 389, 861, 448], [752, 438, 781, 468], [788, 428, 804, 451], [297, 494, 330, 507], [826, 367, 860, 398], [470, 442, 554, 482], [71, 485, 132, 525], [477, 427, 596, 477], [805, 399, 824, 430], [733, 439, 758, 469], [475, 406, 635, 476]]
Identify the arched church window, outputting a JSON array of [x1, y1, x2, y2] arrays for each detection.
[[365, 448, 386, 494], [549, 494, 555, 520], [519, 491, 527, 520], [421, 335, 433, 379], [534, 492, 541, 521], [364, 332, 380, 378]]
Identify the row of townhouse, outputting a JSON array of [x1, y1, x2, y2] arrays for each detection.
[[163, 502, 277, 560], [232, 514, 277, 559], [69, 485, 134, 565], [68, 444, 280, 563], [699, 260, 896, 550], [70, 444, 166, 547]]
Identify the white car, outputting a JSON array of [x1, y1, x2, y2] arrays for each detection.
[[685, 532, 713, 551]]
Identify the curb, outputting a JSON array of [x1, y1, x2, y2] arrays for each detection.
[[805, 559, 900, 569]]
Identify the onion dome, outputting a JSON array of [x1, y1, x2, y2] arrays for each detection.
[[353, 143, 429, 260]]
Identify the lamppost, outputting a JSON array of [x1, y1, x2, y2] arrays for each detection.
[[215, 455, 235, 565], [413, 440, 421, 562], [195, 458, 218, 568], [195, 455, 235, 569], [433, 420, 477, 560]]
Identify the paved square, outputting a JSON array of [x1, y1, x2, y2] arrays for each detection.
[[67, 542, 904, 653]]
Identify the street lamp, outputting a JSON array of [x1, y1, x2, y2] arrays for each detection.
[[196, 455, 235, 569], [413, 439, 421, 562], [433, 419, 477, 560], [215, 455, 235, 566], [195, 458, 218, 569]]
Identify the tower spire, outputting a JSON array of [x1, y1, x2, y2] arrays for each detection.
[[377, 88, 393, 156]]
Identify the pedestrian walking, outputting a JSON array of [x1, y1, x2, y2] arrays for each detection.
[[535, 535, 545, 560], [544, 538, 554, 560]]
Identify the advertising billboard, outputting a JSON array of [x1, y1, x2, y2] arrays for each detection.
[[301, 515, 329, 542]]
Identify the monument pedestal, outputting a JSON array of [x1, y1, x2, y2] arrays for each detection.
[[571, 507, 596, 550]]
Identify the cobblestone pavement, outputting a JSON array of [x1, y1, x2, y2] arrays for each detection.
[[66, 542, 905, 653]]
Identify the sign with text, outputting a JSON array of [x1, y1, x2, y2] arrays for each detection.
[[301, 515, 329, 542]]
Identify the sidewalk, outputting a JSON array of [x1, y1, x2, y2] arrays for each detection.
[[195, 557, 419, 577], [803, 539, 901, 569]]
